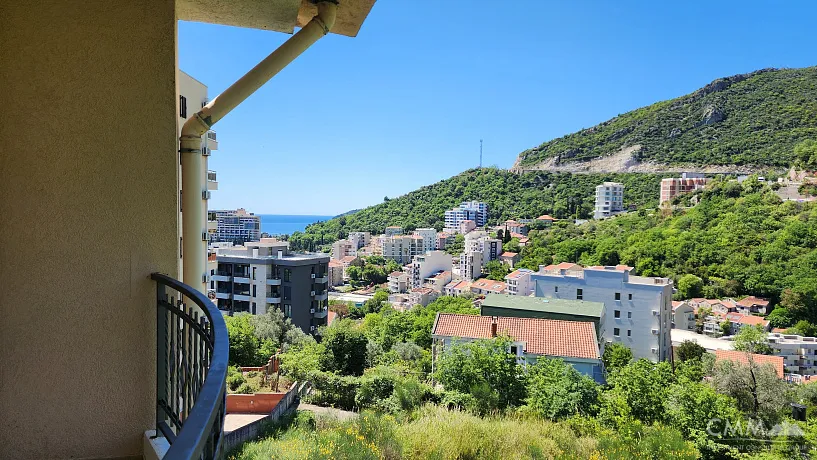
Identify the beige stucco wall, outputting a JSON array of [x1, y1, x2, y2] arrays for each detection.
[[0, 1, 178, 458]]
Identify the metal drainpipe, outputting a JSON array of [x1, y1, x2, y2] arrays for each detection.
[[179, 1, 337, 293]]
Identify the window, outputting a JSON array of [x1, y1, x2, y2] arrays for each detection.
[[251, 302, 256, 315], [554, 286, 558, 293], [284, 268, 291, 282], [627, 329, 631, 337], [179, 95, 187, 118], [615, 292, 621, 301], [252, 267, 256, 280], [576, 288, 583, 300], [628, 293, 633, 301], [252, 285, 256, 297], [627, 311, 632, 319], [284, 304, 292, 317], [614, 328, 620, 336], [510, 345, 518, 355], [614, 310, 620, 318]]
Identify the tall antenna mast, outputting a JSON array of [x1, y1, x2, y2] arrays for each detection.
[[479, 139, 483, 168]]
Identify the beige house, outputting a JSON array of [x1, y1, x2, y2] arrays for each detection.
[[328, 260, 345, 286], [672, 301, 696, 331], [0, 1, 375, 458]]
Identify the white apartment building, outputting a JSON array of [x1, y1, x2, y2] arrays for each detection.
[[348, 231, 371, 249], [180, 71, 219, 280], [407, 250, 452, 289], [413, 228, 438, 254], [464, 231, 502, 266], [384, 226, 403, 236], [209, 208, 262, 244], [594, 182, 624, 219], [388, 271, 410, 294], [458, 220, 476, 234], [505, 268, 534, 296], [531, 265, 673, 362], [331, 239, 355, 260], [445, 201, 488, 230], [381, 235, 423, 265], [459, 250, 484, 281], [768, 333, 817, 376]]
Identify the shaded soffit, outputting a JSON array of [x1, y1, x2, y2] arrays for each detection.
[[177, 0, 376, 37]]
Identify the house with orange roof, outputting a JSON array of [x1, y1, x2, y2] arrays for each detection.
[[672, 300, 695, 331], [499, 251, 520, 267], [470, 278, 507, 295], [737, 296, 771, 315], [328, 259, 344, 286], [502, 220, 528, 236], [728, 313, 770, 334], [409, 286, 439, 307], [424, 270, 452, 292], [443, 280, 472, 297], [387, 271, 409, 294], [715, 350, 784, 378], [431, 313, 603, 381]]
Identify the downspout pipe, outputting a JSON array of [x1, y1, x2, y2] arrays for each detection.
[[180, 1, 337, 293]]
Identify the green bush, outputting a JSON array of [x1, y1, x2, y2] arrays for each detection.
[[309, 371, 361, 410], [355, 368, 398, 410], [247, 370, 259, 378], [440, 390, 476, 411], [227, 373, 246, 391], [235, 382, 258, 395]]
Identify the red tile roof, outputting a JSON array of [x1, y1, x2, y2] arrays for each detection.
[[505, 269, 529, 280], [536, 215, 556, 221], [738, 315, 769, 327], [544, 262, 579, 271], [737, 296, 770, 307], [500, 252, 518, 257], [445, 280, 471, 290], [715, 350, 784, 378], [328, 260, 343, 268], [340, 255, 358, 263], [471, 278, 507, 292], [388, 271, 404, 278], [432, 313, 599, 360], [510, 232, 526, 239]]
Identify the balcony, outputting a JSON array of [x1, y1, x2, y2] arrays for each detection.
[[152, 273, 228, 460], [215, 292, 230, 300], [314, 275, 328, 284], [205, 130, 218, 150], [266, 276, 282, 286], [233, 275, 251, 284], [314, 292, 328, 301], [313, 308, 328, 318], [267, 296, 282, 304], [206, 170, 218, 191]]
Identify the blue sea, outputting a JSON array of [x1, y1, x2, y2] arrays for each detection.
[[258, 214, 333, 236]]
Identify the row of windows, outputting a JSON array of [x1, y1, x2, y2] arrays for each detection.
[[614, 310, 633, 319], [613, 328, 631, 337], [569, 287, 632, 302]]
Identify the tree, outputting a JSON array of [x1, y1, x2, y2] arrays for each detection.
[[711, 357, 788, 423], [664, 380, 743, 456], [496, 229, 504, 241], [602, 343, 633, 372], [788, 320, 817, 337], [484, 260, 511, 281], [524, 358, 599, 420], [720, 321, 732, 336], [279, 337, 324, 381], [733, 325, 772, 355], [604, 359, 675, 424], [434, 337, 525, 412], [224, 313, 261, 366], [320, 319, 368, 376], [676, 274, 703, 299], [675, 340, 706, 363], [250, 307, 309, 356]]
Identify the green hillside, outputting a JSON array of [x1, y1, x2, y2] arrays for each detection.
[[516, 66, 817, 169], [288, 168, 671, 251]]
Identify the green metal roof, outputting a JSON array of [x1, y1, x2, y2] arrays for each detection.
[[482, 294, 603, 318]]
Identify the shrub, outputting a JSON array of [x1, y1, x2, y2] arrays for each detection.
[[235, 382, 258, 394], [227, 373, 246, 391], [247, 370, 259, 378], [440, 390, 476, 411], [355, 367, 398, 410], [309, 371, 361, 410], [390, 378, 425, 412]]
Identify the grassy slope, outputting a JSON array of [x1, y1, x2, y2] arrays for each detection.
[[517, 67, 817, 168]]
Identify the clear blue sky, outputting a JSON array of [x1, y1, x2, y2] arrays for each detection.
[[180, 1, 816, 215]]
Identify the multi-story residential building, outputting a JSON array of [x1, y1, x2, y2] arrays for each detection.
[[210, 208, 262, 244], [443, 280, 473, 296], [180, 71, 220, 279], [502, 220, 527, 236], [464, 231, 502, 266], [407, 250, 452, 289], [660, 173, 709, 204], [470, 278, 507, 295], [499, 251, 519, 267], [480, 294, 605, 341], [328, 260, 344, 287], [381, 235, 424, 265], [424, 270, 453, 291], [348, 231, 371, 249], [213, 239, 329, 334], [531, 264, 673, 362], [432, 313, 603, 381], [409, 287, 439, 307], [413, 227, 438, 254], [384, 225, 403, 236], [388, 271, 410, 293], [768, 333, 817, 376], [1, 1, 376, 457], [726, 313, 770, 335], [339, 255, 360, 280], [737, 296, 771, 315], [331, 239, 355, 260], [505, 268, 534, 296], [436, 232, 454, 250], [672, 301, 696, 331], [445, 201, 488, 230], [459, 250, 484, 281], [458, 219, 477, 234], [594, 182, 624, 219]]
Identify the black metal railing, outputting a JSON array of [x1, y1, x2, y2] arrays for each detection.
[[153, 273, 229, 460]]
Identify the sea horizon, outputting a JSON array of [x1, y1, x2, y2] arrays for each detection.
[[258, 214, 334, 236]]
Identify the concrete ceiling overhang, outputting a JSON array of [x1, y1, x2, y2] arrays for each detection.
[[177, 0, 376, 37]]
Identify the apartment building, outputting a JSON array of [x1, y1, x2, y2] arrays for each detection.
[[445, 201, 488, 230], [381, 235, 424, 265], [459, 250, 484, 281], [499, 251, 520, 268], [413, 227, 438, 253], [425, 270, 453, 292], [660, 173, 709, 204], [213, 239, 329, 334], [505, 268, 534, 296], [388, 271, 410, 293], [385, 225, 403, 236], [331, 239, 355, 260], [470, 278, 507, 295], [210, 208, 262, 244], [348, 231, 371, 249], [436, 232, 454, 250], [443, 280, 473, 296], [768, 333, 817, 376], [458, 219, 477, 234], [409, 286, 439, 307], [407, 250, 452, 289], [531, 265, 673, 362], [502, 220, 527, 236], [594, 182, 624, 219], [465, 230, 502, 266], [328, 260, 344, 286]]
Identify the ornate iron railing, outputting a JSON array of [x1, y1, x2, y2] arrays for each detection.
[[153, 273, 229, 460]]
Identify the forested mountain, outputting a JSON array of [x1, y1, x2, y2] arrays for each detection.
[[288, 168, 671, 251], [514, 66, 817, 171]]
